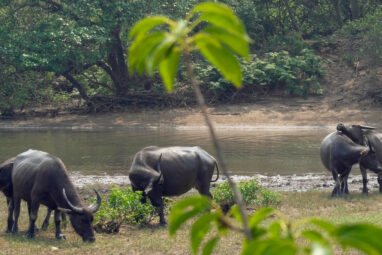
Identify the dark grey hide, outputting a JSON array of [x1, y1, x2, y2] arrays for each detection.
[[10, 149, 101, 241], [336, 123, 382, 193], [0, 157, 67, 233], [0, 157, 16, 233], [129, 146, 219, 225], [320, 127, 382, 196]]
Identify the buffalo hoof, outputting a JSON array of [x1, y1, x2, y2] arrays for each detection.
[[11, 226, 18, 235], [25, 232, 35, 239], [362, 189, 369, 195], [56, 234, 66, 240], [4, 228, 11, 234], [40, 223, 49, 231]]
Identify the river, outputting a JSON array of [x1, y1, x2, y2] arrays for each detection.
[[0, 128, 330, 176]]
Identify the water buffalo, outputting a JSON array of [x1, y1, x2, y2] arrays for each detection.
[[336, 123, 382, 193], [129, 146, 219, 225], [0, 157, 67, 233], [320, 125, 382, 196], [10, 149, 101, 241]]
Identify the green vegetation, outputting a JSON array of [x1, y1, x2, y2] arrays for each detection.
[[212, 180, 280, 211], [340, 8, 382, 69], [0, 1, 380, 115], [196, 49, 324, 99], [93, 186, 172, 233]]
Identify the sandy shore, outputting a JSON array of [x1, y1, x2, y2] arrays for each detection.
[[1, 98, 381, 130]]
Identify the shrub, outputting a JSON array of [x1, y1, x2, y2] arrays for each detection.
[[212, 179, 280, 211], [196, 49, 324, 98], [341, 8, 382, 68], [94, 186, 172, 233]]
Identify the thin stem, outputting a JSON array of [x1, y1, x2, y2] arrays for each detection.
[[183, 44, 252, 241]]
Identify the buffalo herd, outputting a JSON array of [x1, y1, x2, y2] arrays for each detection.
[[0, 123, 381, 242]]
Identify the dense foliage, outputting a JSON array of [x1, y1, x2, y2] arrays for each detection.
[[195, 49, 324, 99], [0, 0, 380, 115]]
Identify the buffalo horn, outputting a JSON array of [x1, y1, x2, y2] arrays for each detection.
[[89, 189, 102, 213], [63, 188, 84, 214], [359, 125, 376, 130]]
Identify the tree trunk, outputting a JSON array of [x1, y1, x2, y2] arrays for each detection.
[[331, 0, 344, 27], [350, 0, 360, 19], [104, 27, 130, 97], [63, 73, 91, 103], [282, 0, 300, 32]]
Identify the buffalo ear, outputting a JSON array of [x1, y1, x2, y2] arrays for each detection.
[[57, 207, 72, 214], [144, 179, 154, 194]]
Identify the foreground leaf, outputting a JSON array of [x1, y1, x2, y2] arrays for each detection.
[[334, 224, 382, 255], [169, 196, 211, 236], [191, 213, 218, 254]]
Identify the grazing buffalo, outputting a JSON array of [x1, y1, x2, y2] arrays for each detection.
[[10, 149, 101, 241], [320, 124, 382, 196], [129, 146, 219, 225], [336, 123, 382, 193], [0, 157, 66, 233]]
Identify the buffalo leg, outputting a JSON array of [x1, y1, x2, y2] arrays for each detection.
[[5, 197, 14, 233], [41, 208, 52, 231], [157, 204, 166, 225], [61, 212, 67, 229], [11, 196, 21, 234], [340, 171, 350, 195], [26, 200, 40, 238], [54, 209, 66, 240], [331, 170, 341, 197], [360, 166, 368, 194], [149, 197, 166, 225], [378, 173, 382, 193]]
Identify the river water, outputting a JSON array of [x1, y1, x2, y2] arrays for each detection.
[[0, 128, 331, 176]]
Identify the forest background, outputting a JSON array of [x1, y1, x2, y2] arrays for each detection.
[[0, 0, 381, 118]]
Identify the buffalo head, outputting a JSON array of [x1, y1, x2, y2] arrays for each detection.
[[59, 188, 101, 242], [143, 154, 164, 207], [336, 123, 376, 145]]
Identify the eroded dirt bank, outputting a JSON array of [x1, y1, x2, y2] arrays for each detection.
[[0, 98, 381, 130]]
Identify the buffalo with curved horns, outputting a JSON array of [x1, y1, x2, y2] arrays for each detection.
[[320, 124, 382, 196], [10, 149, 101, 241], [129, 146, 219, 225], [0, 157, 66, 233], [336, 123, 382, 193]]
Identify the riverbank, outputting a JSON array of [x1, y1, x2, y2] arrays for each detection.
[[71, 172, 381, 195], [1, 97, 381, 130]]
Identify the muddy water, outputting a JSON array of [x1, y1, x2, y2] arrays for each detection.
[[0, 128, 332, 176]]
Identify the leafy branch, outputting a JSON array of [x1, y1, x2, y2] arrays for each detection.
[[128, 2, 252, 240]]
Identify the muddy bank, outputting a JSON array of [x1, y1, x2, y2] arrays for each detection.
[[71, 173, 381, 194]]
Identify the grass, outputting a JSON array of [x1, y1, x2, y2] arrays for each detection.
[[1, 188, 382, 254]]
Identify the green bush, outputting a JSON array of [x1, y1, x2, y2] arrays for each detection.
[[195, 49, 324, 98], [212, 179, 280, 211], [341, 8, 382, 68], [94, 186, 172, 232]]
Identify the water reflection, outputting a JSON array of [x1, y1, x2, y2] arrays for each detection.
[[0, 129, 329, 176]]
